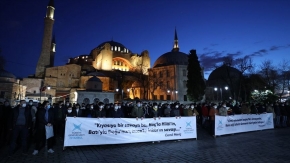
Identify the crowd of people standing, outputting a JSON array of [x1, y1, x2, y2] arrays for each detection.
[[0, 99, 289, 156]]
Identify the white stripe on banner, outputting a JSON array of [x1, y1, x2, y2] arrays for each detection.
[[64, 117, 197, 146], [215, 113, 274, 136]]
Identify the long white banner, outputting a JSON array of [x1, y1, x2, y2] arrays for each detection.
[[215, 113, 274, 136], [64, 117, 197, 146]]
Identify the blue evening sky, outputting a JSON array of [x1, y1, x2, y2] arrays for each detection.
[[1, 0, 289, 79]]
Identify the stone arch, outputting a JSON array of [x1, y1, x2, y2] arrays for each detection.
[[83, 98, 90, 105], [103, 98, 109, 104], [94, 98, 100, 104]]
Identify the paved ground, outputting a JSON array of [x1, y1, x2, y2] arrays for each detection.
[[1, 127, 290, 163]]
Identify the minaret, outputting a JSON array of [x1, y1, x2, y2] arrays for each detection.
[[172, 28, 179, 52], [35, 0, 55, 78], [50, 35, 56, 67]]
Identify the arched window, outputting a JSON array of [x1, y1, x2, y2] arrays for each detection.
[[115, 46, 117, 51], [83, 98, 90, 105], [118, 47, 120, 51], [103, 98, 109, 104], [183, 69, 186, 76], [94, 98, 100, 104]]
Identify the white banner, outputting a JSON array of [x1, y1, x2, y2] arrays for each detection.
[[215, 113, 274, 136], [64, 117, 197, 146]]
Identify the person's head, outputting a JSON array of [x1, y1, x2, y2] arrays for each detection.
[[4, 100, 10, 106], [90, 104, 94, 110], [20, 100, 26, 108], [114, 103, 119, 110], [75, 103, 80, 109], [65, 101, 70, 106], [136, 100, 142, 107], [98, 102, 104, 110], [67, 106, 72, 113], [29, 100, 33, 106], [81, 103, 85, 107], [43, 101, 50, 109], [212, 104, 218, 109]]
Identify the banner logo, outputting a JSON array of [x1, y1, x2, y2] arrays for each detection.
[[186, 121, 192, 128], [217, 120, 223, 130], [73, 123, 82, 132]]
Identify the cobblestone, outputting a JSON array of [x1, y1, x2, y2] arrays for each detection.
[[1, 128, 290, 163]]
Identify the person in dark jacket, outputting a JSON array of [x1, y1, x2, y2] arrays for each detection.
[[8, 100, 32, 155], [110, 103, 124, 118], [1, 100, 13, 146], [66, 105, 76, 117], [86, 104, 96, 118], [274, 102, 281, 128], [75, 103, 84, 117], [280, 103, 287, 127], [32, 101, 55, 155], [95, 102, 106, 118]]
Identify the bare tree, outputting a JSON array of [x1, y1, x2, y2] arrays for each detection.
[[234, 56, 254, 100], [277, 60, 290, 99], [259, 60, 278, 93]]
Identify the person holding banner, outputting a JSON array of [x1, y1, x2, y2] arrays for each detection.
[[32, 101, 55, 155], [209, 103, 218, 137], [219, 102, 228, 116]]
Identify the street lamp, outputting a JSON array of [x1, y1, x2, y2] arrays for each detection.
[[167, 89, 178, 101], [214, 86, 228, 101], [116, 88, 124, 101]]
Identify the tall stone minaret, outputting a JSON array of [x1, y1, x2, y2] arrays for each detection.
[[50, 35, 56, 67], [35, 0, 55, 78], [172, 28, 179, 52]]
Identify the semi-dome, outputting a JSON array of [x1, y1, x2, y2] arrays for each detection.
[[0, 69, 16, 79], [87, 76, 102, 82], [0, 69, 16, 83], [86, 76, 103, 91], [96, 40, 130, 53], [153, 51, 188, 68]]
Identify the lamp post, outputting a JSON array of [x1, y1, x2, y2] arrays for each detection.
[[214, 87, 218, 101], [127, 88, 130, 99], [167, 89, 178, 101], [214, 86, 228, 101], [116, 88, 124, 101]]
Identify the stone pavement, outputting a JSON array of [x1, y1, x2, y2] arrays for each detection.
[[1, 127, 290, 163]]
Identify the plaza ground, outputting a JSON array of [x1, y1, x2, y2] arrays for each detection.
[[1, 127, 290, 163]]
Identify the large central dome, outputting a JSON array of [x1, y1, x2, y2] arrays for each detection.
[[153, 51, 188, 68], [96, 40, 130, 53]]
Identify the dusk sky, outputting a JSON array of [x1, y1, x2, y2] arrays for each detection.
[[1, 0, 290, 79]]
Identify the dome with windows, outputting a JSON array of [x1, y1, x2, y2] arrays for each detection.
[[96, 40, 131, 53], [153, 51, 188, 68]]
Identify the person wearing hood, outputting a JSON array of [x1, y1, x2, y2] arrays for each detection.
[[8, 100, 32, 156]]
